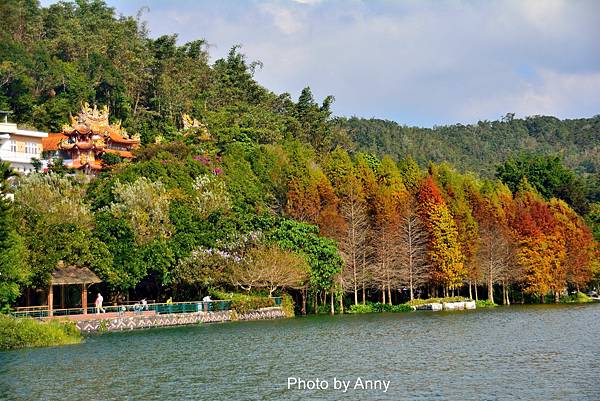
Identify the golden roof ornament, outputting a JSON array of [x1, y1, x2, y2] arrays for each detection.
[[181, 113, 211, 141]]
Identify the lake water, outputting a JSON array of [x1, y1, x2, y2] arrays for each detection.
[[1, 304, 600, 400]]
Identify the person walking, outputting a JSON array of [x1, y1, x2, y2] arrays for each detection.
[[95, 293, 106, 314]]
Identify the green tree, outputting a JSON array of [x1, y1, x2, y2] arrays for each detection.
[[0, 161, 29, 308], [109, 178, 173, 245], [496, 154, 588, 213]]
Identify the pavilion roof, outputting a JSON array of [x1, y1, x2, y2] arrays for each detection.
[[51, 264, 101, 285]]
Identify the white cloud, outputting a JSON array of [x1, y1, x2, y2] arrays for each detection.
[[458, 69, 600, 121], [259, 2, 307, 35], [291, 0, 322, 4]]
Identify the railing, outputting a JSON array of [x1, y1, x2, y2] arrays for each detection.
[[11, 297, 282, 319], [11, 300, 232, 319]]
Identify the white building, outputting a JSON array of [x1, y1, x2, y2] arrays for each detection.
[[0, 111, 47, 174]]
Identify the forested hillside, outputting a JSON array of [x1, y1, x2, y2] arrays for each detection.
[[0, 0, 598, 313], [0, 0, 340, 152], [337, 115, 600, 177]]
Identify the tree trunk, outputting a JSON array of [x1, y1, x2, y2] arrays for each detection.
[[382, 289, 386, 304], [387, 285, 392, 305], [301, 289, 306, 315], [540, 293, 545, 304], [330, 289, 334, 316], [554, 291, 560, 304], [362, 282, 366, 305], [488, 276, 494, 302], [353, 254, 358, 305], [468, 280, 472, 300]]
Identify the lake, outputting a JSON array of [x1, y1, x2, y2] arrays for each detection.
[[1, 304, 599, 400]]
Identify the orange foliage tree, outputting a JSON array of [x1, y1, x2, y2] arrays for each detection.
[[417, 176, 465, 295]]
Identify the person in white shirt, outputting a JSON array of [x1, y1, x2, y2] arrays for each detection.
[[95, 293, 105, 314]]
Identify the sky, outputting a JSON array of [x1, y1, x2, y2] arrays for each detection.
[[43, 0, 600, 127]]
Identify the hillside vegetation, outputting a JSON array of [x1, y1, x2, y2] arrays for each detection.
[[337, 115, 600, 177]]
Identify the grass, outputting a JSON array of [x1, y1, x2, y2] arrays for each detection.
[[0, 314, 81, 350]]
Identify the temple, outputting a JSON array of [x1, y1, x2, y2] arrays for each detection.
[[42, 103, 140, 173]]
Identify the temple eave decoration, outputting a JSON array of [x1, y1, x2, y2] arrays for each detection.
[[182, 113, 212, 142]]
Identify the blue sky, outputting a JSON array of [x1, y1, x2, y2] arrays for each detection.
[[43, 0, 600, 127]]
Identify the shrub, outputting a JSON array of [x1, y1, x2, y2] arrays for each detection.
[[0, 314, 81, 350], [390, 304, 413, 312], [560, 292, 594, 304], [348, 304, 374, 314], [347, 302, 412, 314], [476, 300, 497, 308], [210, 290, 275, 314], [280, 293, 295, 317], [101, 152, 123, 166]]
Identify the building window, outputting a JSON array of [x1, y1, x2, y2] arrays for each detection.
[[25, 142, 38, 154], [9, 140, 16, 152]]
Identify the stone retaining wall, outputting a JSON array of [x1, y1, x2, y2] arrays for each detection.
[[443, 300, 476, 310], [76, 307, 287, 333]]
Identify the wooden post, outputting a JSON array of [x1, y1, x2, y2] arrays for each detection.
[[48, 285, 54, 317], [82, 283, 88, 315], [60, 285, 65, 309]]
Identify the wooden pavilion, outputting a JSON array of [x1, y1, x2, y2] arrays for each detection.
[[48, 263, 101, 316]]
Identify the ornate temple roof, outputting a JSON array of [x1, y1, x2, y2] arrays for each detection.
[[43, 104, 140, 171], [61, 103, 140, 145]]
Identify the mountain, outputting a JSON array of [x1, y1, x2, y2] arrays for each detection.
[[337, 114, 600, 177]]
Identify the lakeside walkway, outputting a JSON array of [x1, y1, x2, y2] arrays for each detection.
[[12, 298, 282, 321]]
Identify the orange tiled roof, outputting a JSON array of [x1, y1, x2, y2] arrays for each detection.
[[108, 131, 140, 145], [42, 133, 67, 151], [104, 148, 135, 159]]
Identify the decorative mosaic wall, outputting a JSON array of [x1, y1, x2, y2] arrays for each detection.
[[76, 307, 286, 333]]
